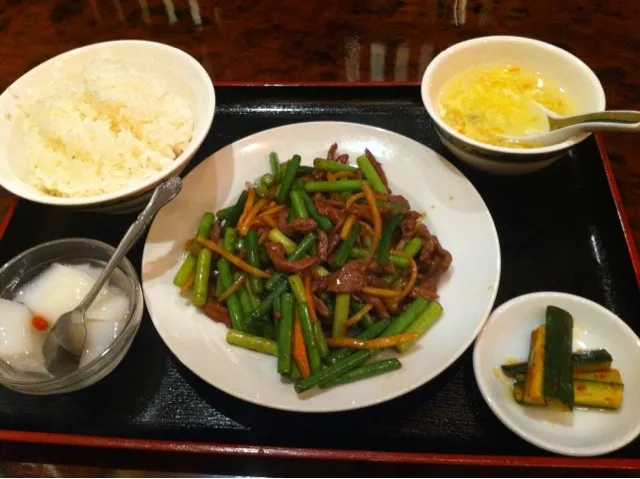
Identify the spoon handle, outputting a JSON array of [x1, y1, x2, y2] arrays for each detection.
[[550, 111, 640, 131], [77, 177, 183, 311]]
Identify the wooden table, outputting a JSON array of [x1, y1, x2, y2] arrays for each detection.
[[0, 0, 639, 475]]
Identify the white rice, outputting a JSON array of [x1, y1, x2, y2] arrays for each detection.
[[21, 59, 194, 197]]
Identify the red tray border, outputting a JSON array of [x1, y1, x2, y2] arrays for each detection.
[[0, 134, 638, 469], [596, 135, 640, 288], [0, 196, 17, 242]]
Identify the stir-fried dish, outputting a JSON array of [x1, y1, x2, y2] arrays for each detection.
[[174, 144, 452, 393]]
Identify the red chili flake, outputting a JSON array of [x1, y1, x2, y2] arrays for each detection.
[[576, 385, 586, 391], [31, 316, 49, 331]]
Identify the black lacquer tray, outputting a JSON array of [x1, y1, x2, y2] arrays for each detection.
[[0, 87, 638, 471]]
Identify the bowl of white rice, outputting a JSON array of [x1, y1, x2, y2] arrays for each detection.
[[0, 40, 215, 213]]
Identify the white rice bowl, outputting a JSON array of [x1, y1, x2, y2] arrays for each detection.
[[21, 58, 194, 198], [0, 40, 215, 211]]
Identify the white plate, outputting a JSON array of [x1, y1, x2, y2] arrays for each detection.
[[142, 121, 501, 412], [474, 292, 640, 456]]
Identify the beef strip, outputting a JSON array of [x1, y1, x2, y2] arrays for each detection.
[[326, 260, 365, 293], [311, 275, 328, 293], [384, 194, 410, 208], [327, 143, 338, 162], [313, 194, 347, 209], [277, 209, 318, 236], [419, 236, 437, 263], [265, 242, 319, 273], [310, 169, 326, 180], [327, 232, 341, 256], [410, 286, 439, 301], [211, 219, 222, 243], [334, 153, 349, 164], [360, 293, 390, 318], [203, 301, 232, 328], [415, 223, 432, 240], [409, 275, 440, 301], [289, 218, 318, 233], [346, 204, 373, 221], [317, 229, 329, 262], [366, 259, 396, 275], [400, 217, 417, 242], [365, 274, 390, 289], [313, 295, 330, 318]]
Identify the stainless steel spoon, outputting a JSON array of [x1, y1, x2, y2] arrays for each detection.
[[502, 104, 640, 146], [42, 177, 183, 377]]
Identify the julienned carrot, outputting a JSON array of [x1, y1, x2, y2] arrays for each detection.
[[249, 217, 271, 229], [293, 313, 310, 378], [238, 198, 268, 236], [396, 257, 418, 304], [361, 286, 400, 298], [361, 184, 381, 268], [326, 332, 418, 349], [236, 187, 255, 229], [345, 192, 365, 208], [196, 237, 271, 278], [259, 205, 286, 218], [180, 273, 195, 294], [327, 172, 337, 182], [303, 272, 318, 324], [262, 215, 277, 228], [345, 191, 389, 208], [217, 273, 247, 303], [344, 303, 373, 327], [340, 214, 357, 240]]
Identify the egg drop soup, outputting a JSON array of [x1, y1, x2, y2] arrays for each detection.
[[437, 64, 576, 148]]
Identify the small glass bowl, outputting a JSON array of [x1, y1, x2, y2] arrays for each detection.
[[0, 238, 144, 394]]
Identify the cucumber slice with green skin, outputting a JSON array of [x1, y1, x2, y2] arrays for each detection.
[[574, 379, 624, 409], [501, 349, 613, 377], [514, 368, 622, 384], [514, 379, 623, 410], [501, 363, 528, 377], [572, 349, 613, 372], [574, 369, 621, 383], [523, 325, 546, 406], [543, 306, 574, 411]]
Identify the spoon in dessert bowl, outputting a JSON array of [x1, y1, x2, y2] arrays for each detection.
[[42, 176, 183, 377], [501, 101, 640, 147]]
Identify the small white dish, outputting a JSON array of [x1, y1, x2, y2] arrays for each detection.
[[474, 291, 640, 456], [421, 36, 606, 175], [0, 40, 215, 213], [142, 121, 501, 413]]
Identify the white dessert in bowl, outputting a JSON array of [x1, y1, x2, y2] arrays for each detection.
[[0, 238, 143, 394]]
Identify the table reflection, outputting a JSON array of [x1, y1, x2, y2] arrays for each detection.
[[0, 0, 634, 92]]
